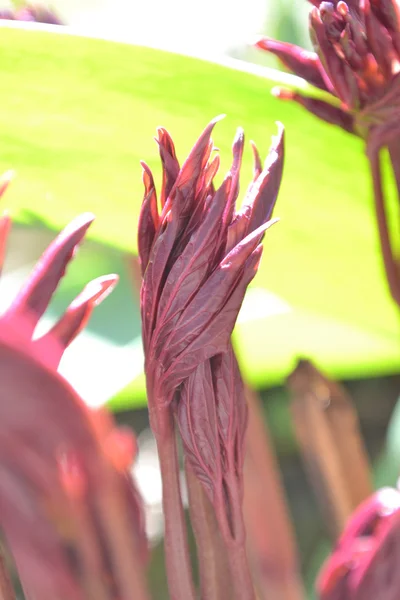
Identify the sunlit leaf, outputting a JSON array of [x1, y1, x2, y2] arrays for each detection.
[[0, 24, 398, 408]]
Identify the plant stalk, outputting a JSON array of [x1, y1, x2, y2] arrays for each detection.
[[130, 258, 196, 599], [367, 136, 400, 308], [388, 140, 400, 200], [185, 460, 232, 600], [154, 408, 196, 600], [226, 540, 257, 600], [214, 470, 256, 600]]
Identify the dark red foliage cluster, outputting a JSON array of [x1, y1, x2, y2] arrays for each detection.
[[139, 117, 283, 511], [256, 0, 400, 321], [256, 0, 400, 136], [0, 174, 149, 600]]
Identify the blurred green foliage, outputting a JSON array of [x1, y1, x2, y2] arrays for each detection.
[[0, 26, 398, 406]]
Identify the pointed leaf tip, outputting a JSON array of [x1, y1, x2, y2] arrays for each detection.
[[252, 34, 268, 48], [140, 161, 153, 179], [0, 170, 15, 197], [232, 127, 245, 150], [235, 126, 245, 137], [222, 217, 279, 269], [9, 212, 96, 328], [270, 122, 285, 148], [140, 160, 153, 171], [268, 122, 285, 161], [1, 170, 15, 183], [57, 212, 96, 248], [271, 86, 294, 100], [71, 274, 119, 309], [35, 273, 119, 366], [66, 212, 96, 232], [211, 114, 226, 125]]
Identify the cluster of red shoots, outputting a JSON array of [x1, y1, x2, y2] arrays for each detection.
[[256, 0, 400, 310]]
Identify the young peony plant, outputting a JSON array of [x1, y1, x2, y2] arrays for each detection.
[[138, 116, 284, 600], [0, 173, 149, 600], [256, 0, 400, 310]]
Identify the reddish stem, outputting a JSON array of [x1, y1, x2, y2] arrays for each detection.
[[226, 540, 257, 600], [388, 140, 400, 203], [214, 474, 256, 600], [368, 147, 400, 308], [155, 409, 196, 600], [130, 259, 195, 599], [185, 461, 232, 600]]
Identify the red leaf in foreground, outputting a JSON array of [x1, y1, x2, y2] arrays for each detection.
[[318, 488, 400, 600], [0, 179, 149, 599]]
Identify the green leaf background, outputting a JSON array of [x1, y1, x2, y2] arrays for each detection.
[[0, 25, 398, 408]]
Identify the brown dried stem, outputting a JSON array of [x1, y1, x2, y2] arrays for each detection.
[[243, 386, 305, 600], [287, 359, 372, 540], [0, 545, 15, 600]]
